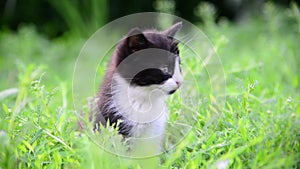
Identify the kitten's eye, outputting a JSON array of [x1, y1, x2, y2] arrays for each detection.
[[160, 66, 169, 73]]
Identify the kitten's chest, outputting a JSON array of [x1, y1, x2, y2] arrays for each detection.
[[114, 91, 168, 137]]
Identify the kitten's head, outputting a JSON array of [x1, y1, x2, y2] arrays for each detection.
[[115, 22, 183, 95]]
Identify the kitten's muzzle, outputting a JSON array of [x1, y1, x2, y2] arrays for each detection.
[[168, 81, 182, 95], [176, 81, 182, 87]]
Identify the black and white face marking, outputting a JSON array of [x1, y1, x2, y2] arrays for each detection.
[[115, 24, 183, 95], [117, 48, 183, 95], [130, 56, 181, 87], [159, 57, 183, 95]]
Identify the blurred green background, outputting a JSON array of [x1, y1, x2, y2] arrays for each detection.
[[0, 0, 299, 168], [1, 0, 299, 37]]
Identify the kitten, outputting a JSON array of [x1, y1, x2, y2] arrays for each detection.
[[93, 22, 183, 155]]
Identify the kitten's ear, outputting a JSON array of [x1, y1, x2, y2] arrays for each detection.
[[163, 22, 183, 37], [126, 28, 148, 53]]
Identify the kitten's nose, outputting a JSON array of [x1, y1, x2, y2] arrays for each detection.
[[176, 81, 182, 87]]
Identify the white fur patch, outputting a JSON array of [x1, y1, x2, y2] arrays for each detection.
[[160, 57, 183, 93], [173, 57, 183, 84], [112, 73, 168, 130], [112, 73, 168, 154]]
